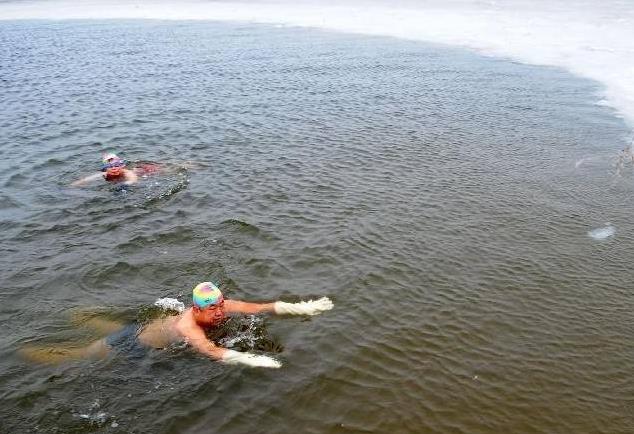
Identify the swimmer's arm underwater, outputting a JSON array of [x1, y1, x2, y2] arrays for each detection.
[[225, 297, 333, 316], [184, 326, 229, 360], [70, 169, 138, 187], [70, 172, 103, 187], [183, 322, 282, 368]]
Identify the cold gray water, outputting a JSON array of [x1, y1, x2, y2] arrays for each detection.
[[1, 20, 633, 434]]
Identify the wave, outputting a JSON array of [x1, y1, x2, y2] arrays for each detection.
[[2, 0, 634, 128]]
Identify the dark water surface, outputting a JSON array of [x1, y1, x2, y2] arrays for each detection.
[[1, 20, 633, 434]]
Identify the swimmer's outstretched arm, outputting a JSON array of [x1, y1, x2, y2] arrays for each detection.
[[70, 172, 103, 187], [225, 297, 334, 316], [223, 300, 276, 315]]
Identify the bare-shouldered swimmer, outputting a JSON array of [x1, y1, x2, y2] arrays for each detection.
[[21, 282, 333, 368]]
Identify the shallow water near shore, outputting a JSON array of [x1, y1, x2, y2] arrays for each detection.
[[1, 20, 633, 434]]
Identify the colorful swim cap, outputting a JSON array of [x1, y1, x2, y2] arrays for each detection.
[[101, 152, 127, 172], [192, 282, 224, 308], [102, 152, 120, 163]]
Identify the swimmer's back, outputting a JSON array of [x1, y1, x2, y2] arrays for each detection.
[[137, 315, 182, 349]]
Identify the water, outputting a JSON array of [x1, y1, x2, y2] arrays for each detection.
[[1, 19, 634, 434], [2, 0, 634, 127]]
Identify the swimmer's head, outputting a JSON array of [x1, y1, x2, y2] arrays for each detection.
[[101, 152, 127, 172], [101, 152, 127, 181], [104, 166, 125, 181], [192, 282, 226, 327], [193, 282, 224, 308]]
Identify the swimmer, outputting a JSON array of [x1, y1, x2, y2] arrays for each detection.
[[71, 153, 139, 186], [70, 152, 192, 187], [20, 282, 334, 368]]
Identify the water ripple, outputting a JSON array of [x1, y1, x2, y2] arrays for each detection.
[[0, 20, 632, 434]]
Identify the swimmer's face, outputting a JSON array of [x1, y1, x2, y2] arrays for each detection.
[[106, 166, 124, 176], [193, 300, 226, 327]]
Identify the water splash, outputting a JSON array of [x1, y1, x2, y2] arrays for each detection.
[[216, 316, 264, 350], [215, 316, 283, 353], [154, 297, 185, 313], [73, 399, 109, 428], [140, 170, 190, 206], [588, 224, 616, 240]]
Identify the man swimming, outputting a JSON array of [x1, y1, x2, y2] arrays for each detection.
[[70, 152, 182, 187], [20, 282, 334, 368], [71, 153, 140, 186]]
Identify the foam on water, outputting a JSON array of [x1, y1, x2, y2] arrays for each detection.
[[154, 297, 185, 312], [1, 0, 634, 128], [588, 224, 616, 240], [72, 400, 111, 428], [216, 315, 265, 350]]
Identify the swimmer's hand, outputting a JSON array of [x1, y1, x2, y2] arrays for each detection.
[[221, 349, 282, 368], [274, 297, 334, 316]]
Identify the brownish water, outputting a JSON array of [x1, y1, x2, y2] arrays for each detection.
[[0, 20, 632, 434]]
